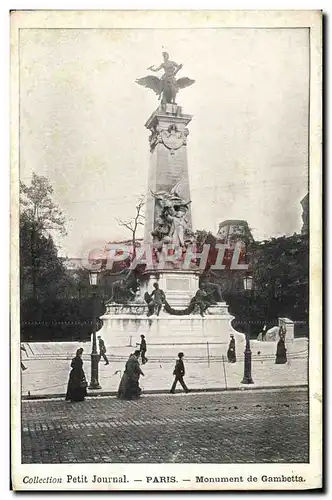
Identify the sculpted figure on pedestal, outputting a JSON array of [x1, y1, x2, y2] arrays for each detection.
[[150, 188, 194, 260], [107, 269, 138, 304], [144, 282, 166, 317], [136, 52, 195, 105], [199, 278, 224, 303]]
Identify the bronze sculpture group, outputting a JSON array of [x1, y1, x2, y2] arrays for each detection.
[[108, 276, 222, 317], [150, 187, 195, 260]]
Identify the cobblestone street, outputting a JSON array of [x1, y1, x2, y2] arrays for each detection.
[[21, 388, 308, 464]]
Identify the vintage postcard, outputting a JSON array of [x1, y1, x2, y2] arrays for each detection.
[[11, 10, 322, 491]]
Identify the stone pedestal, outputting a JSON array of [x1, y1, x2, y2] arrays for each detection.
[[98, 306, 245, 357], [278, 317, 295, 340], [140, 270, 199, 308]]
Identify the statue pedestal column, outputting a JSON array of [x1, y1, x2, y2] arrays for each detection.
[[142, 104, 197, 308], [144, 104, 193, 244]]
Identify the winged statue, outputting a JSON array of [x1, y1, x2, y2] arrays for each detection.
[[135, 52, 195, 105]]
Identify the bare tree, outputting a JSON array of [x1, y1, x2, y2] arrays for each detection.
[[115, 195, 145, 259]]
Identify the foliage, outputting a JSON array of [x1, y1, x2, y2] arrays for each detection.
[[20, 172, 67, 235], [20, 297, 105, 342], [226, 233, 309, 336], [252, 233, 308, 319], [20, 213, 70, 300], [20, 173, 70, 300]]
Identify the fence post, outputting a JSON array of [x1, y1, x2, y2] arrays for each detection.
[[206, 341, 210, 367], [222, 354, 228, 390]]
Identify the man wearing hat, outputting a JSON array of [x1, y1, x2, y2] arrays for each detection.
[[139, 334, 148, 365], [170, 352, 189, 394], [98, 336, 109, 365]]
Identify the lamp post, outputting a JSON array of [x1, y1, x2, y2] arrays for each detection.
[[88, 269, 101, 390], [241, 274, 254, 385]]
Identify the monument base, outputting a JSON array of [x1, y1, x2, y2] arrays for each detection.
[[140, 270, 200, 308], [98, 302, 245, 359]]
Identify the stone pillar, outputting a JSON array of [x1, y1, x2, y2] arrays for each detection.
[[141, 103, 199, 308], [144, 103, 193, 243], [278, 317, 295, 340]]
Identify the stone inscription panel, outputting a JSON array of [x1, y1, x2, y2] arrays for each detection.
[[166, 277, 190, 291]]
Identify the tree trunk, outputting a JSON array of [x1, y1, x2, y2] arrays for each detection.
[[31, 224, 37, 300], [132, 233, 136, 260]]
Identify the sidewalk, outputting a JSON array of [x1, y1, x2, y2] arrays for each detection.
[[21, 343, 308, 399]]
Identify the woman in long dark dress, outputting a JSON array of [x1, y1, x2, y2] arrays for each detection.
[[65, 348, 87, 402], [117, 350, 144, 400], [275, 337, 287, 364], [227, 335, 236, 363]]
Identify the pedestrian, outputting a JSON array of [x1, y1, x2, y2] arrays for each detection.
[[139, 334, 148, 364], [98, 336, 109, 365], [275, 337, 287, 364], [227, 334, 236, 363], [118, 350, 144, 400], [65, 348, 88, 402], [170, 352, 189, 394]]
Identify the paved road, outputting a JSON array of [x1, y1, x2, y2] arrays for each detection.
[[21, 388, 308, 464]]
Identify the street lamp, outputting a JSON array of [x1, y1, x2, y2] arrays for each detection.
[[242, 274, 254, 384], [88, 268, 101, 390]]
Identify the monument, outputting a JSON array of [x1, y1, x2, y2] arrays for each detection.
[[98, 53, 245, 354], [136, 52, 198, 307]]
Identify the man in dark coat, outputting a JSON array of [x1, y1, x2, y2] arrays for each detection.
[[170, 352, 189, 394], [98, 336, 109, 365], [139, 334, 148, 364]]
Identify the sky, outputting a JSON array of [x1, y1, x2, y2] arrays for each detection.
[[19, 27, 309, 258]]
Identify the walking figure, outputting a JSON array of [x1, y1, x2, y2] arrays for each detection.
[[227, 334, 236, 363], [98, 336, 109, 365], [65, 348, 87, 402], [170, 352, 189, 394], [117, 350, 145, 400], [275, 333, 287, 364], [139, 334, 148, 364]]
